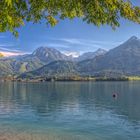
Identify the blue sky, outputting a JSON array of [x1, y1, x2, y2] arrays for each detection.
[[0, 1, 140, 57]]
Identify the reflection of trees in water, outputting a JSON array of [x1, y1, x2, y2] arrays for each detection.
[[0, 82, 140, 123], [0, 82, 82, 117], [25, 82, 82, 116], [82, 82, 140, 122]]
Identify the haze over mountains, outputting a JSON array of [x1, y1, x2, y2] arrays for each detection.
[[76, 48, 107, 61], [1, 36, 140, 78]]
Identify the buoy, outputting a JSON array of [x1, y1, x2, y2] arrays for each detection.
[[112, 93, 117, 98]]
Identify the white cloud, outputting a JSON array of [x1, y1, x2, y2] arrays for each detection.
[[58, 38, 122, 47], [0, 35, 27, 56], [31, 37, 122, 55], [62, 51, 80, 57], [0, 46, 28, 57], [59, 38, 82, 44], [0, 46, 22, 52], [48, 37, 122, 52], [47, 43, 70, 48], [0, 51, 26, 57]]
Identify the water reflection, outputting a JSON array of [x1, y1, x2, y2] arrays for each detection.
[[0, 81, 139, 139]]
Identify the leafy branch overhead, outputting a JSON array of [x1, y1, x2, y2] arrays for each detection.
[[1, 0, 140, 36]]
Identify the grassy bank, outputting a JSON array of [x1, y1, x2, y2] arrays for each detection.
[[127, 76, 140, 81]]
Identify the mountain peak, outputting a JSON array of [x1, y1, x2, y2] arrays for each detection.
[[32, 46, 69, 62], [96, 48, 107, 53], [32, 46, 56, 56], [128, 36, 139, 42], [33, 46, 54, 53]]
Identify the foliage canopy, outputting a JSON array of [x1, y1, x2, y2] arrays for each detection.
[[1, 0, 140, 36]]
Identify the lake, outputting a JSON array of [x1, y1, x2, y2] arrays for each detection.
[[0, 81, 140, 140]]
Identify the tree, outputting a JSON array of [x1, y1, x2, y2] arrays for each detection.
[[0, 0, 140, 36]]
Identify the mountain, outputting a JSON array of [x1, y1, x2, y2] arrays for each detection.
[[78, 36, 140, 76], [32, 47, 69, 62], [18, 48, 106, 78], [0, 47, 71, 75], [1, 36, 140, 78], [11, 46, 70, 73], [22, 36, 140, 78], [0, 59, 14, 76], [2, 46, 107, 76], [20, 60, 78, 78], [77, 48, 107, 61]]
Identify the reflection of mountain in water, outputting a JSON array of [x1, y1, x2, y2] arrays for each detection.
[[0, 82, 140, 124]]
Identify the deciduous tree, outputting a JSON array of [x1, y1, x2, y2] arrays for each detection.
[[0, 0, 140, 36]]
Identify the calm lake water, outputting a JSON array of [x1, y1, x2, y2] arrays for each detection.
[[0, 81, 140, 140]]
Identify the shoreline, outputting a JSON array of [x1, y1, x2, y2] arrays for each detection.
[[1, 78, 140, 83], [1, 76, 140, 83], [0, 131, 87, 140]]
